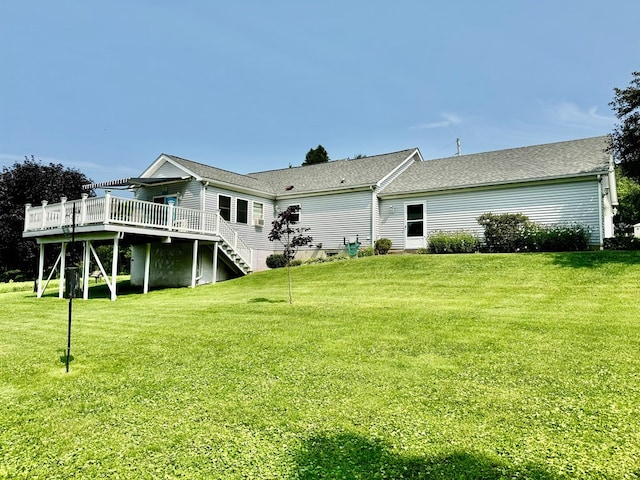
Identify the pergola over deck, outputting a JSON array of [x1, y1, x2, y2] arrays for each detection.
[[23, 191, 253, 300]]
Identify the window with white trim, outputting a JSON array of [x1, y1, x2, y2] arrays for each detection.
[[289, 204, 301, 223], [219, 195, 231, 221], [253, 202, 264, 226], [153, 194, 179, 205], [236, 198, 248, 224]]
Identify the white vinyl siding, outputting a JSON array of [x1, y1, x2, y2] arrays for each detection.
[[277, 190, 373, 250], [153, 161, 188, 178], [379, 180, 603, 248], [202, 185, 275, 251], [134, 179, 198, 209]]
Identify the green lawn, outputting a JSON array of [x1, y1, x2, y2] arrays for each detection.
[[1, 252, 639, 479]]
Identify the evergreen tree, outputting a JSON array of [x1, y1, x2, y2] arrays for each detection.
[[302, 145, 330, 166]]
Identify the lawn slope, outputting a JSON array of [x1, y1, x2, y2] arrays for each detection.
[[1, 252, 639, 479]]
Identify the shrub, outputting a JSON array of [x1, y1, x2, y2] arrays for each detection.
[[427, 231, 479, 254], [357, 246, 375, 257], [266, 253, 288, 269], [416, 247, 429, 255], [0, 269, 28, 283], [604, 235, 640, 250], [526, 224, 591, 252], [477, 212, 534, 252], [374, 238, 392, 255]]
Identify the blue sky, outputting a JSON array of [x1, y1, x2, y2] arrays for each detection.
[[1, 1, 638, 186]]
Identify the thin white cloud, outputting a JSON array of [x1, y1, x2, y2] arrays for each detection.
[[411, 112, 463, 130], [542, 101, 615, 129]]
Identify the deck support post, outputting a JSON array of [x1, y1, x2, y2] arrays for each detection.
[[111, 236, 119, 301], [59, 242, 67, 299], [191, 239, 199, 288], [212, 242, 218, 284], [37, 243, 45, 298], [143, 243, 151, 294], [82, 240, 90, 300]]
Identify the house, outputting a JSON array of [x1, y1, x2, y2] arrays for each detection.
[[23, 136, 617, 300]]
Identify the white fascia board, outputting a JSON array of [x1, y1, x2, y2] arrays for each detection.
[[274, 184, 373, 200], [139, 154, 202, 180], [378, 172, 606, 200], [375, 149, 421, 189], [201, 178, 275, 199]]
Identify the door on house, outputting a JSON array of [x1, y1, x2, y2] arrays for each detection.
[[405, 202, 426, 249]]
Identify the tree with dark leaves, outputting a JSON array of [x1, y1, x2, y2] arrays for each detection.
[[0, 157, 93, 280], [302, 145, 330, 166], [609, 71, 640, 182], [268, 205, 312, 303]]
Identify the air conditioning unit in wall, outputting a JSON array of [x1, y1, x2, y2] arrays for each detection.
[[253, 218, 265, 226]]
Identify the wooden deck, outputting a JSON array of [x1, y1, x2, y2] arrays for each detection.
[[23, 192, 253, 268]]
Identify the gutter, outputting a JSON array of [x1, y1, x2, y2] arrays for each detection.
[[378, 170, 609, 200]]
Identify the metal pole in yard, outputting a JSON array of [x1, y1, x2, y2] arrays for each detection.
[[66, 207, 76, 373]]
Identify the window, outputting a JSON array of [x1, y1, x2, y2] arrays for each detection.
[[406, 203, 424, 237], [153, 195, 178, 205], [289, 204, 301, 223], [219, 195, 231, 221], [236, 198, 248, 224], [253, 202, 264, 224]]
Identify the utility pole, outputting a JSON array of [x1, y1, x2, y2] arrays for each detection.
[[456, 138, 461, 156]]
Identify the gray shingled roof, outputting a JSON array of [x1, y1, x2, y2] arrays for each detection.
[[379, 136, 611, 196], [248, 149, 417, 194], [166, 149, 417, 196], [164, 155, 271, 193]]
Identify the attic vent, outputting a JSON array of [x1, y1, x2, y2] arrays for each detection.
[[340, 178, 345, 183], [285, 185, 294, 191]]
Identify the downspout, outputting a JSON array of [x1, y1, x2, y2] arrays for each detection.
[[370, 185, 377, 245], [608, 154, 619, 207], [201, 181, 209, 212], [597, 175, 604, 249]]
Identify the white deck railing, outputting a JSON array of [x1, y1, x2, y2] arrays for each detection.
[[24, 192, 253, 267]]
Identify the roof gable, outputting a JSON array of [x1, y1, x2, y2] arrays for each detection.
[[380, 136, 611, 196]]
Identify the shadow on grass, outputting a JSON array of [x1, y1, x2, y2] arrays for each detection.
[[291, 433, 558, 480], [39, 280, 147, 299], [550, 250, 640, 269], [248, 297, 287, 304], [58, 351, 74, 364]]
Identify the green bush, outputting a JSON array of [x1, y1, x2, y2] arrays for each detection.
[[266, 254, 288, 269], [604, 235, 640, 250], [357, 246, 375, 257], [477, 212, 591, 252], [526, 224, 591, 252], [427, 231, 480, 254], [374, 238, 392, 255], [477, 212, 534, 252], [0, 269, 28, 283]]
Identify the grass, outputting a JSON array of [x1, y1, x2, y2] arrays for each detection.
[[1, 251, 640, 479]]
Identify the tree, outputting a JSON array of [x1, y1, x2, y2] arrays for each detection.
[[302, 145, 330, 166], [0, 157, 94, 280], [614, 170, 640, 231], [268, 205, 313, 303], [609, 71, 640, 182]]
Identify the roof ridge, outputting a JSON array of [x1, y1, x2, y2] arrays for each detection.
[[248, 147, 418, 176], [163, 153, 256, 179], [426, 136, 609, 162]]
